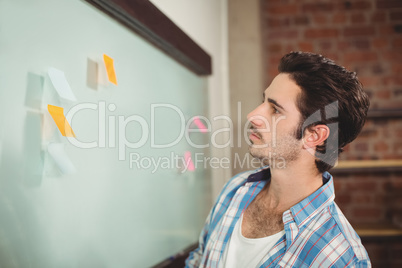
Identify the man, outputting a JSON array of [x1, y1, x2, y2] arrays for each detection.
[[186, 52, 371, 267]]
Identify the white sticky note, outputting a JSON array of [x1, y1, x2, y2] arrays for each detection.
[[48, 143, 76, 174], [48, 67, 77, 101]]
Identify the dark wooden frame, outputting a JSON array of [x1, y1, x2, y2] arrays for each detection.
[[367, 109, 402, 119], [84, 0, 212, 75], [332, 165, 402, 174]]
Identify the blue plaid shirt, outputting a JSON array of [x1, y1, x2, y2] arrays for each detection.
[[186, 166, 371, 268]]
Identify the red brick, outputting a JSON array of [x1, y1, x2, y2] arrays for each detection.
[[346, 181, 377, 191], [264, 0, 292, 4], [354, 143, 369, 152], [344, 51, 378, 62], [332, 13, 347, 24], [335, 194, 351, 204], [268, 43, 282, 53], [293, 16, 310, 26], [392, 24, 402, 33], [383, 75, 402, 86], [319, 41, 332, 50], [374, 194, 388, 204], [374, 141, 389, 151], [371, 64, 384, 74], [284, 44, 297, 52], [337, 41, 349, 50], [267, 4, 298, 15], [297, 42, 313, 52], [357, 128, 379, 138], [377, 0, 402, 9], [379, 25, 397, 35], [352, 39, 370, 49], [353, 194, 372, 203], [322, 52, 338, 61], [372, 38, 388, 49], [371, 11, 387, 23], [383, 51, 402, 61], [396, 129, 402, 138], [337, 0, 372, 10], [302, 3, 334, 12], [313, 15, 328, 24], [393, 89, 402, 98], [268, 68, 279, 79], [268, 30, 298, 39], [376, 90, 392, 99], [267, 18, 290, 28], [351, 13, 366, 24], [305, 28, 339, 38], [333, 180, 344, 192], [392, 63, 402, 73], [344, 26, 376, 36], [352, 207, 382, 219], [392, 37, 402, 48], [390, 11, 402, 21], [269, 55, 282, 65], [394, 142, 402, 153]]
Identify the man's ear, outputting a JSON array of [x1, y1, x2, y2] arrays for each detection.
[[302, 124, 330, 149]]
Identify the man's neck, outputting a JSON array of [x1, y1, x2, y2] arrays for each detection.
[[262, 160, 324, 213]]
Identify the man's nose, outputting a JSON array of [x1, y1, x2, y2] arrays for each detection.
[[247, 106, 265, 128]]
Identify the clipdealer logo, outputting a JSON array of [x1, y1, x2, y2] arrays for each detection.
[[62, 101, 339, 172]]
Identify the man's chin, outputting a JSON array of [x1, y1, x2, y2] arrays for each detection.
[[248, 149, 269, 161]]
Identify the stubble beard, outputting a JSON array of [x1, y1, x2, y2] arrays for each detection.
[[249, 131, 302, 168]]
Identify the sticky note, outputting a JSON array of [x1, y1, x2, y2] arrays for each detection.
[[103, 54, 117, 85], [47, 104, 76, 137], [48, 67, 77, 101], [48, 143, 76, 174], [193, 116, 208, 133], [184, 151, 195, 172]]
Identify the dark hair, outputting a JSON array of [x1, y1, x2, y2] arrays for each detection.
[[278, 51, 370, 173]]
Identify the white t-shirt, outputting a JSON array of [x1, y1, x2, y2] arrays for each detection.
[[218, 213, 285, 268]]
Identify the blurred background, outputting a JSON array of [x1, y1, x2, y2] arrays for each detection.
[[1, 0, 401, 267]]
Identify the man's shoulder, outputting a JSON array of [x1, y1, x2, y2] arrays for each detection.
[[300, 202, 370, 266], [328, 203, 370, 261]]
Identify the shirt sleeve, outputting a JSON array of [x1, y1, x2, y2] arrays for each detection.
[[185, 173, 245, 267], [351, 259, 372, 268], [185, 208, 213, 267]]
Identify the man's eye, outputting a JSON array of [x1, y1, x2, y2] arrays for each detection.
[[273, 107, 280, 114]]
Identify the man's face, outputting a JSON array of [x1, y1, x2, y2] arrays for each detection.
[[247, 73, 304, 167]]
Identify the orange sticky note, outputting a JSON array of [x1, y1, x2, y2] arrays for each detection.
[[47, 104, 76, 137], [103, 54, 117, 85]]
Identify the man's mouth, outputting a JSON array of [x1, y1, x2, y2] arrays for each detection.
[[249, 126, 262, 140], [249, 132, 260, 140]]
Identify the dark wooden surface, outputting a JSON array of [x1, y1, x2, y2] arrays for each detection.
[[84, 0, 212, 75], [151, 243, 198, 268], [367, 109, 402, 119]]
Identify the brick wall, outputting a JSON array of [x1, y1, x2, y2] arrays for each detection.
[[261, 0, 402, 266]]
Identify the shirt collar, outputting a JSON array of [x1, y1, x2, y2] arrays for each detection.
[[246, 167, 335, 227], [246, 165, 271, 183]]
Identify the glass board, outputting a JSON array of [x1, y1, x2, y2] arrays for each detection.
[[0, 0, 211, 267]]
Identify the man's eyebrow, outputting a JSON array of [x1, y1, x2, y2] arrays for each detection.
[[263, 92, 286, 111], [267, 98, 286, 111]]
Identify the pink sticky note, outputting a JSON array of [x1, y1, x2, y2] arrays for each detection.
[[193, 116, 208, 133], [184, 151, 195, 172]]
